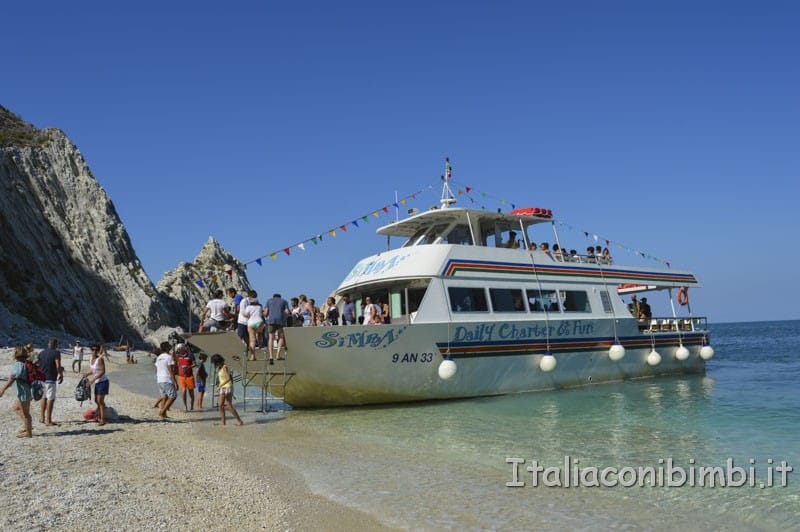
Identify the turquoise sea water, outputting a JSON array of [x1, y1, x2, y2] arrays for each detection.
[[264, 320, 799, 530]]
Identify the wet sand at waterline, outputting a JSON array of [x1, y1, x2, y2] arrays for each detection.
[[0, 348, 390, 531]]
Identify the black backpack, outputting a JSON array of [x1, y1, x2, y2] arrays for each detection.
[[75, 377, 91, 403]]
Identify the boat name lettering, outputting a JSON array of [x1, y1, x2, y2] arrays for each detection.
[[454, 321, 594, 342], [392, 352, 434, 363], [343, 254, 409, 281], [315, 329, 399, 349]]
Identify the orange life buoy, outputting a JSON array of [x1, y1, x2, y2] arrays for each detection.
[[676, 287, 689, 306], [509, 207, 553, 218]]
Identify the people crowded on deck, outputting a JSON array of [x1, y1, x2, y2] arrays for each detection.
[[324, 297, 340, 326], [298, 294, 313, 327], [628, 295, 640, 318], [289, 297, 301, 326], [362, 296, 378, 324], [638, 297, 652, 320], [539, 242, 551, 256], [198, 289, 231, 332], [242, 291, 264, 361], [505, 231, 520, 249], [342, 294, 356, 325]]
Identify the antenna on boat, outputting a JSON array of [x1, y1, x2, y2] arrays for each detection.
[[440, 157, 456, 209]]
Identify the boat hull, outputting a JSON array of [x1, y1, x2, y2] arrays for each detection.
[[186, 318, 707, 407]]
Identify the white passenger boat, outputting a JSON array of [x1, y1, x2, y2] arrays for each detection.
[[188, 178, 714, 407]]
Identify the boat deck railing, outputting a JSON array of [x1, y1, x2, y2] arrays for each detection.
[[637, 316, 708, 333], [548, 253, 613, 265]]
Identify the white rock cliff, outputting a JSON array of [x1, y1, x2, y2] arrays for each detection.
[[0, 105, 250, 344]]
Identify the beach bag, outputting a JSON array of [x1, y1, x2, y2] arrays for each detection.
[[24, 360, 46, 385], [75, 377, 92, 403], [31, 381, 44, 401], [82, 408, 98, 421], [24, 360, 45, 401]]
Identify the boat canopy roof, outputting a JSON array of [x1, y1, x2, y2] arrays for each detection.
[[377, 207, 553, 240]]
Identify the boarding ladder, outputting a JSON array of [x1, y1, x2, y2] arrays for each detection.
[[236, 342, 294, 412]]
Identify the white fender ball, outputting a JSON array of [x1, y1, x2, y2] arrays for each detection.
[[609, 343, 626, 362], [646, 350, 662, 366], [700, 345, 715, 360], [675, 345, 690, 361], [539, 353, 557, 372], [438, 359, 457, 380]]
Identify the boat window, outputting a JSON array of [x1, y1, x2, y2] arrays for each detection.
[[446, 224, 473, 245], [561, 290, 591, 312], [419, 224, 449, 245], [346, 279, 431, 324], [526, 289, 560, 312], [482, 222, 520, 248], [448, 287, 489, 312], [402, 227, 428, 247], [406, 287, 427, 314], [489, 288, 526, 312], [599, 290, 613, 313]]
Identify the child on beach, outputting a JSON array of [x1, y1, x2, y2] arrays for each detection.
[[0, 347, 34, 438], [210, 354, 243, 426], [195, 353, 208, 410]]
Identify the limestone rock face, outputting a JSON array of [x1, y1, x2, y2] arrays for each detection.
[[156, 237, 252, 331], [0, 106, 176, 342]]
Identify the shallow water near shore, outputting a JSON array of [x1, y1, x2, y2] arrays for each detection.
[[249, 320, 799, 530], [112, 322, 800, 529]]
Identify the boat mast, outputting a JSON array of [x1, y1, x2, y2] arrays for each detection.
[[440, 157, 456, 209]]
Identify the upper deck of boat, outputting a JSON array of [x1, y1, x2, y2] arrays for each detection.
[[377, 206, 553, 248]]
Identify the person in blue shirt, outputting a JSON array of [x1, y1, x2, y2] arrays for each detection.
[[0, 347, 34, 438], [342, 294, 356, 325], [265, 293, 290, 363]]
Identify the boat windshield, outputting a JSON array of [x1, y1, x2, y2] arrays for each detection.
[[402, 224, 450, 247]]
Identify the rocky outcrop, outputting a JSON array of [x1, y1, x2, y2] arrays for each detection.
[[156, 236, 252, 331], [0, 106, 178, 342]]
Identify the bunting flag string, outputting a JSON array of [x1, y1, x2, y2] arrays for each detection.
[[240, 184, 435, 267], [190, 174, 674, 289]]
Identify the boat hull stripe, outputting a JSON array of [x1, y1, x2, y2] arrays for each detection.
[[436, 335, 704, 358], [441, 259, 697, 284]]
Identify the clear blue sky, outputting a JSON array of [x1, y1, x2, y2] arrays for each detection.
[[3, 1, 798, 323]]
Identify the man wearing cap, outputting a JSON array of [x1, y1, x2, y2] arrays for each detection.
[[72, 340, 85, 373]]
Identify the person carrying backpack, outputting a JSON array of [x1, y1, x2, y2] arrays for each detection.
[[82, 344, 109, 426], [0, 346, 35, 438]]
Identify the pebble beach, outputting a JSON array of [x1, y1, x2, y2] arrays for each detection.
[[0, 347, 390, 531]]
